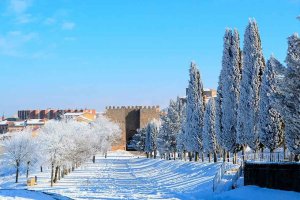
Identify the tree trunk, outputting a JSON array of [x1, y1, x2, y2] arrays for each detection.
[[294, 154, 299, 162], [283, 143, 287, 160], [58, 167, 61, 180], [261, 147, 264, 161], [195, 152, 199, 161], [183, 150, 187, 161], [201, 152, 204, 162], [233, 152, 238, 164], [208, 153, 211, 163], [92, 155, 96, 163], [188, 152, 192, 161], [174, 151, 176, 160], [15, 161, 20, 183], [26, 161, 30, 178], [51, 163, 54, 187], [54, 166, 59, 183], [154, 150, 157, 159], [61, 167, 65, 178], [213, 151, 217, 163], [146, 152, 149, 158], [223, 149, 227, 162], [270, 149, 274, 162], [227, 152, 230, 162], [242, 145, 245, 161]]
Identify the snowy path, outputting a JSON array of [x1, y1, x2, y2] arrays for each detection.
[[29, 154, 219, 199], [1, 152, 300, 199]]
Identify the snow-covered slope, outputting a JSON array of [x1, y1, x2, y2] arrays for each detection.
[[1, 151, 299, 200], [214, 186, 300, 200], [0, 189, 71, 200], [29, 153, 220, 199]]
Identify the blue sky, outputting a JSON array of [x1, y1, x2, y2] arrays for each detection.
[[0, 0, 299, 116]]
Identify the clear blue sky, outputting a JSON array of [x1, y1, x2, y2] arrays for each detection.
[[0, 0, 299, 116]]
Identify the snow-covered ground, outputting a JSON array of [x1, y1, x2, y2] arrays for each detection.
[[1, 151, 300, 200], [0, 189, 71, 200], [29, 152, 220, 199]]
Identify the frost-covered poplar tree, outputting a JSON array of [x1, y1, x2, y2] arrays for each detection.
[[157, 99, 182, 159], [185, 62, 205, 160], [144, 119, 160, 158], [157, 114, 171, 158], [176, 97, 187, 157], [203, 99, 218, 162], [167, 99, 181, 156], [282, 34, 300, 159], [259, 56, 285, 152], [237, 19, 265, 151], [215, 74, 224, 149], [131, 127, 146, 152], [221, 29, 242, 155]]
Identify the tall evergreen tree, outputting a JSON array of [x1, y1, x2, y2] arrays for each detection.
[[215, 73, 224, 150], [157, 114, 171, 158], [259, 56, 285, 152], [282, 34, 300, 159], [157, 99, 182, 159], [167, 99, 182, 157], [203, 99, 218, 162], [221, 29, 242, 154], [176, 97, 187, 156], [130, 127, 146, 152], [185, 62, 205, 160], [185, 63, 204, 157], [144, 120, 160, 158], [237, 19, 265, 151]]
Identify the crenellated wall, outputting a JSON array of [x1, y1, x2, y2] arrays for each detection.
[[105, 106, 160, 110], [105, 106, 160, 151]]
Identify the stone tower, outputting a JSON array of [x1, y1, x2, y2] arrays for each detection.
[[105, 106, 161, 151]]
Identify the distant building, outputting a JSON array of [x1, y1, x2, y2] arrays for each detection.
[[18, 109, 96, 120], [185, 88, 217, 104], [63, 111, 96, 123], [203, 88, 217, 103], [7, 121, 26, 133], [1, 109, 97, 135], [0, 121, 8, 134]]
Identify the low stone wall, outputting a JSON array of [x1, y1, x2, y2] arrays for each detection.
[[244, 162, 300, 192]]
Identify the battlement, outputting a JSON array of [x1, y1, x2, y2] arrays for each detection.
[[105, 105, 161, 151], [105, 105, 160, 110]]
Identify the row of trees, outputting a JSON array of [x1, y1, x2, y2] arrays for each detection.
[[132, 19, 300, 162], [1, 115, 121, 185]]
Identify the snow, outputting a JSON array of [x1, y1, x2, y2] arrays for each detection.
[[29, 152, 220, 199], [0, 189, 70, 200], [1, 151, 299, 200], [214, 186, 300, 200], [63, 113, 83, 116], [25, 119, 45, 125], [0, 120, 8, 125]]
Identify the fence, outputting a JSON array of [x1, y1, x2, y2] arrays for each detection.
[[212, 162, 232, 192], [243, 152, 291, 162], [231, 164, 243, 189]]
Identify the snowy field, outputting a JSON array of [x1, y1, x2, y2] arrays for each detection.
[[1, 151, 300, 200]]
